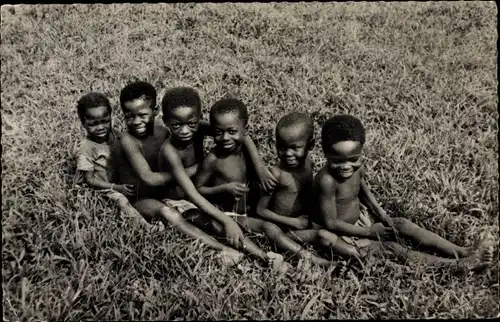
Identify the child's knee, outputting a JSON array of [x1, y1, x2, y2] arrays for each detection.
[[261, 222, 283, 239], [318, 229, 338, 246], [116, 195, 130, 206], [159, 206, 183, 223], [392, 217, 411, 231]]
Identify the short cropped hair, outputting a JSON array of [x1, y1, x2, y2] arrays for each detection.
[[209, 98, 248, 125], [321, 115, 365, 152], [76, 92, 112, 124], [119, 81, 157, 109], [276, 112, 314, 141], [161, 87, 202, 116]]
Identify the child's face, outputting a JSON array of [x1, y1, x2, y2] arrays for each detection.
[[276, 125, 311, 169], [83, 105, 112, 143], [325, 140, 363, 179], [212, 112, 246, 153], [122, 98, 156, 138], [164, 106, 200, 144]]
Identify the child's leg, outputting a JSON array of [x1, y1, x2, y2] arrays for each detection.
[[236, 217, 333, 267], [106, 191, 151, 228], [366, 240, 493, 271], [391, 217, 477, 258], [206, 215, 288, 272], [134, 199, 243, 265], [209, 216, 267, 259], [287, 229, 362, 259]]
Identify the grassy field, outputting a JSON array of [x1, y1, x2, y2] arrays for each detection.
[[1, 2, 498, 320]]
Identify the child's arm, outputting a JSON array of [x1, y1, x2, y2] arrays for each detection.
[[120, 133, 174, 188], [75, 140, 134, 196], [162, 142, 245, 248], [195, 153, 250, 198], [241, 135, 278, 192], [256, 167, 309, 229], [83, 172, 135, 197], [195, 153, 224, 195], [317, 173, 390, 238], [358, 169, 394, 227], [257, 196, 309, 230]]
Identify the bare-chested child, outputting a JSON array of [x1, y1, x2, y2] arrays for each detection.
[[194, 99, 312, 271], [310, 114, 494, 270], [73, 91, 147, 226], [254, 112, 363, 265], [155, 88, 281, 266], [116, 82, 258, 265]]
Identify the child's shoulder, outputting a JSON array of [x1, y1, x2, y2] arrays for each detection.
[[73, 136, 94, 158], [314, 166, 338, 190], [158, 137, 185, 161], [159, 135, 174, 152], [203, 149, 219, 165], [119, 130, 139, 146]]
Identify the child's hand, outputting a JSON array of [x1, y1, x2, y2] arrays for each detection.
[[369, 223, 393, 240], [224, 221, 245, 249], [290, 216, 309, 230], [257, 166, 278, 193], [224, 182, 250, 198], [185, 164, 199, 178], [380, 214, 394, 228], [115, 184, 135, 197]]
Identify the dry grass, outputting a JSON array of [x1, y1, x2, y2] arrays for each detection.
[[1, 2, 499, 320]]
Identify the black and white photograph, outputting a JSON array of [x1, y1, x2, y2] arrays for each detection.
[[1, 2, 498, 320]]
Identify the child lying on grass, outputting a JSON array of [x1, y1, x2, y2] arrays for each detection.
[[73, 92, 149, 227], [308, 114, 494, 271]]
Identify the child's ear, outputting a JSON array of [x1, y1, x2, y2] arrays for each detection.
[[243, 123, 249, 136], [153, 104, 160, 117]]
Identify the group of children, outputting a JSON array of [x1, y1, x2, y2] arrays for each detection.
[[74, 81, 494, 274]]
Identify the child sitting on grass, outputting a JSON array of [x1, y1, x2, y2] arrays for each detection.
[[309, 114, 494, 270], [73, 92, 148, 226], [255, 112, 362, 265], [117, 82, 272, 266], [195, 101, 324, 271], [156, 89, 282, 266]]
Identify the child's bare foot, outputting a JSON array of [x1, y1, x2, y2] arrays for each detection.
[[266, 252, 290, 275], [219, 248, 244, 267], [119, 203, 158, 231], [475, 229, 495, 251], [148, 221, 166, 233], [332, 260, 350, 277], [457, 233, 495, 272]]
